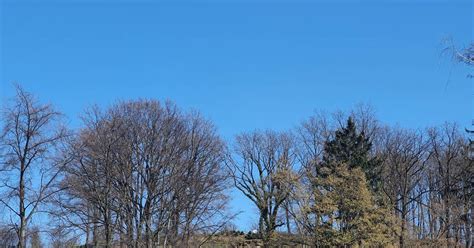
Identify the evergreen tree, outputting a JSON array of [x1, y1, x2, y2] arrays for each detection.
[[321, 117, 381, 191], [307, 117, 395, 247], [312, 164, 394, 247]]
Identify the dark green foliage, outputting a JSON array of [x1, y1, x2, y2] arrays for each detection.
[[321, 117, 381, 191], [245, 231, 261, 240], [307, 117, 395, 246], [217, 230, 245, 237]]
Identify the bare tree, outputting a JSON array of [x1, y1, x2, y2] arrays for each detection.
[[291, 111, 332, 238], [380, 128, 429, 247], [51, 100, 230, 248], [426, 123, 473, 247], [0, 84, 69, 248], [54, 106, 124, 247], [28, 226, 43, 248], [0, 225, 17, 247], [49, 225, 79, 248], [229, 130, 297, 247]]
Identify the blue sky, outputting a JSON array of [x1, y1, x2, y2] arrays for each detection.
[[1, 0, 472, 230]]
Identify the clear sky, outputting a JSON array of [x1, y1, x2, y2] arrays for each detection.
[[1, 0, 472, 231]]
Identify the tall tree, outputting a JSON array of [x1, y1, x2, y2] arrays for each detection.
[[310, 164, 393, 247], [381, 128, 429, 247], [426, 123, 473, 247], [0, 84, 69, 248], [229, 130, 297, 247], [300, 117, 394, 246], [51, 100, 230, 248], [321, 117, 381, 191]]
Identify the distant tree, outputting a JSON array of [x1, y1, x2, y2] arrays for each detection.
[[0, 225, 17, 247], [291, 107, 388, 244], [229, 130, 298, 247], [426, 123, 473, 247], [310, 163, 394, 246], [49, 226, 78, 248], [321, 117, 381, 192], [0, 84, 70, 248], [51, 100, 230, 248], [298, 118, 394, 246], [29, 226, 43, 248], [380, 128, 429, 248]]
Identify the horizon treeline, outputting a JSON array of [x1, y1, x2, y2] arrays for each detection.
[[0, 84, 472, 248]]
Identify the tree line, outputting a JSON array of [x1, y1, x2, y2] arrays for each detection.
[[0, 85, 472, 248]]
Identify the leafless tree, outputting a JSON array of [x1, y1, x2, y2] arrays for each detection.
[[49, 225, 79, 248], [53, 106, 124, 247], [229, 130, 297, 247], [380, 127, 429, 247], [290, 111, 332, 238], [0, 225, 17, 247], [0, 84, 69, 248], [51, 100, 230, 248], [28, 226, 43, 248], [426, 123, 473, 247]]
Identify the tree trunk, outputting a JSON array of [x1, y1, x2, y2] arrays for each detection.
[[399, 200, 407, 248], [18, 165, 26, 248]]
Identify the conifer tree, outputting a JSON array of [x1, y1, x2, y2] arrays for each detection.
[[311, 164, 394, 247], [321, 117, 381, 191], [306, 117, 395, 247]]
